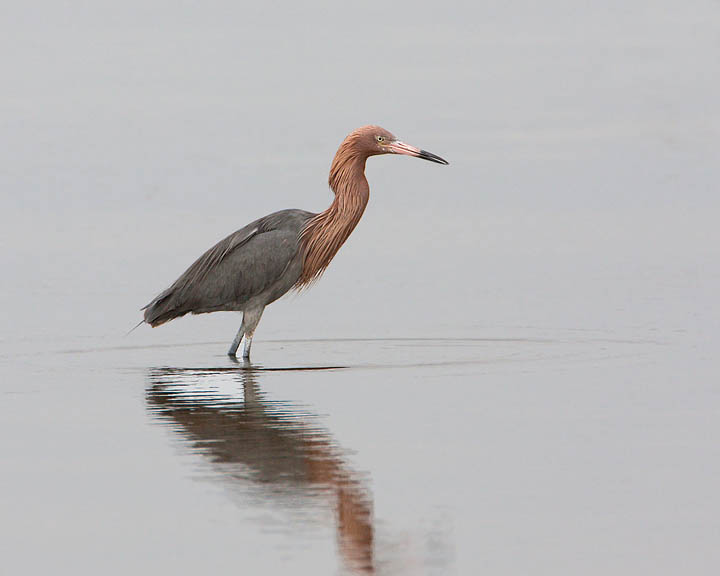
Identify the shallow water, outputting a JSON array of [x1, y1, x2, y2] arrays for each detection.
[[2, 1, 720, 574], [4, 331, 719, 574]]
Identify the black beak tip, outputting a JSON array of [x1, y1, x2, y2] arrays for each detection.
[[419, 149, 450, 165]]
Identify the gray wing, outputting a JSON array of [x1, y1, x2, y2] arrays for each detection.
[[143, 209, 313, 326]]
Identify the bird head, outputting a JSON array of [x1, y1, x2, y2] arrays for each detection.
[[352, 125, 449, 165]]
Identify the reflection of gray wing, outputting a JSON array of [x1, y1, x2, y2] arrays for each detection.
[[143, 209, 314, 326]]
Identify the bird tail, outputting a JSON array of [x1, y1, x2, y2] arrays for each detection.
[[142, 288, 189, 327]]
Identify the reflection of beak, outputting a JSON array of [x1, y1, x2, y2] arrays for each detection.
[[388, 140, 449, 165]]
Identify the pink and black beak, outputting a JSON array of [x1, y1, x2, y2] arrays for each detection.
[[389, 140, 449, 165]]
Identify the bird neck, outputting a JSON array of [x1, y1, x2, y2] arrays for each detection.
[[296, 153, 370, 287]]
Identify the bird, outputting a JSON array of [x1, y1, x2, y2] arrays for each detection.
[[142, 125, 448, 359]]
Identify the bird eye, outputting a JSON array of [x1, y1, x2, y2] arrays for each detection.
[[376, 135, 385, 143]]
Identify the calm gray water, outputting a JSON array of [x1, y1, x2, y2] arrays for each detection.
[[2, 2, 719, 574]]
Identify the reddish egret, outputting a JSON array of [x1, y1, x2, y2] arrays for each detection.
[[142, 125, 448, 358]]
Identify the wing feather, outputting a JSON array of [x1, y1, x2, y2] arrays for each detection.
[[143, 209, 313, 326]]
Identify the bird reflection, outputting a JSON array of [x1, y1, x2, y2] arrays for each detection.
[[146, 363, 374, 573]]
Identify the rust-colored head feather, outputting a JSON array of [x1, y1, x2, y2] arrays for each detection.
[[295, 126, 395, 287]]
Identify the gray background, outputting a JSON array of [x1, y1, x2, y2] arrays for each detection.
[[2, 1, 719, 574]]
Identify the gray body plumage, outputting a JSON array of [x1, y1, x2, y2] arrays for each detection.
[[143, 209, 314, 356]]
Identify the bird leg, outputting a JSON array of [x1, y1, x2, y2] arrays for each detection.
[[241, 332, 254, 359], [227, 307, 264, 358], [228, 322, 245, 357]]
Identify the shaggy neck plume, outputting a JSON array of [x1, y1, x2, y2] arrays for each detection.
[[296, 135, 370, 287]]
